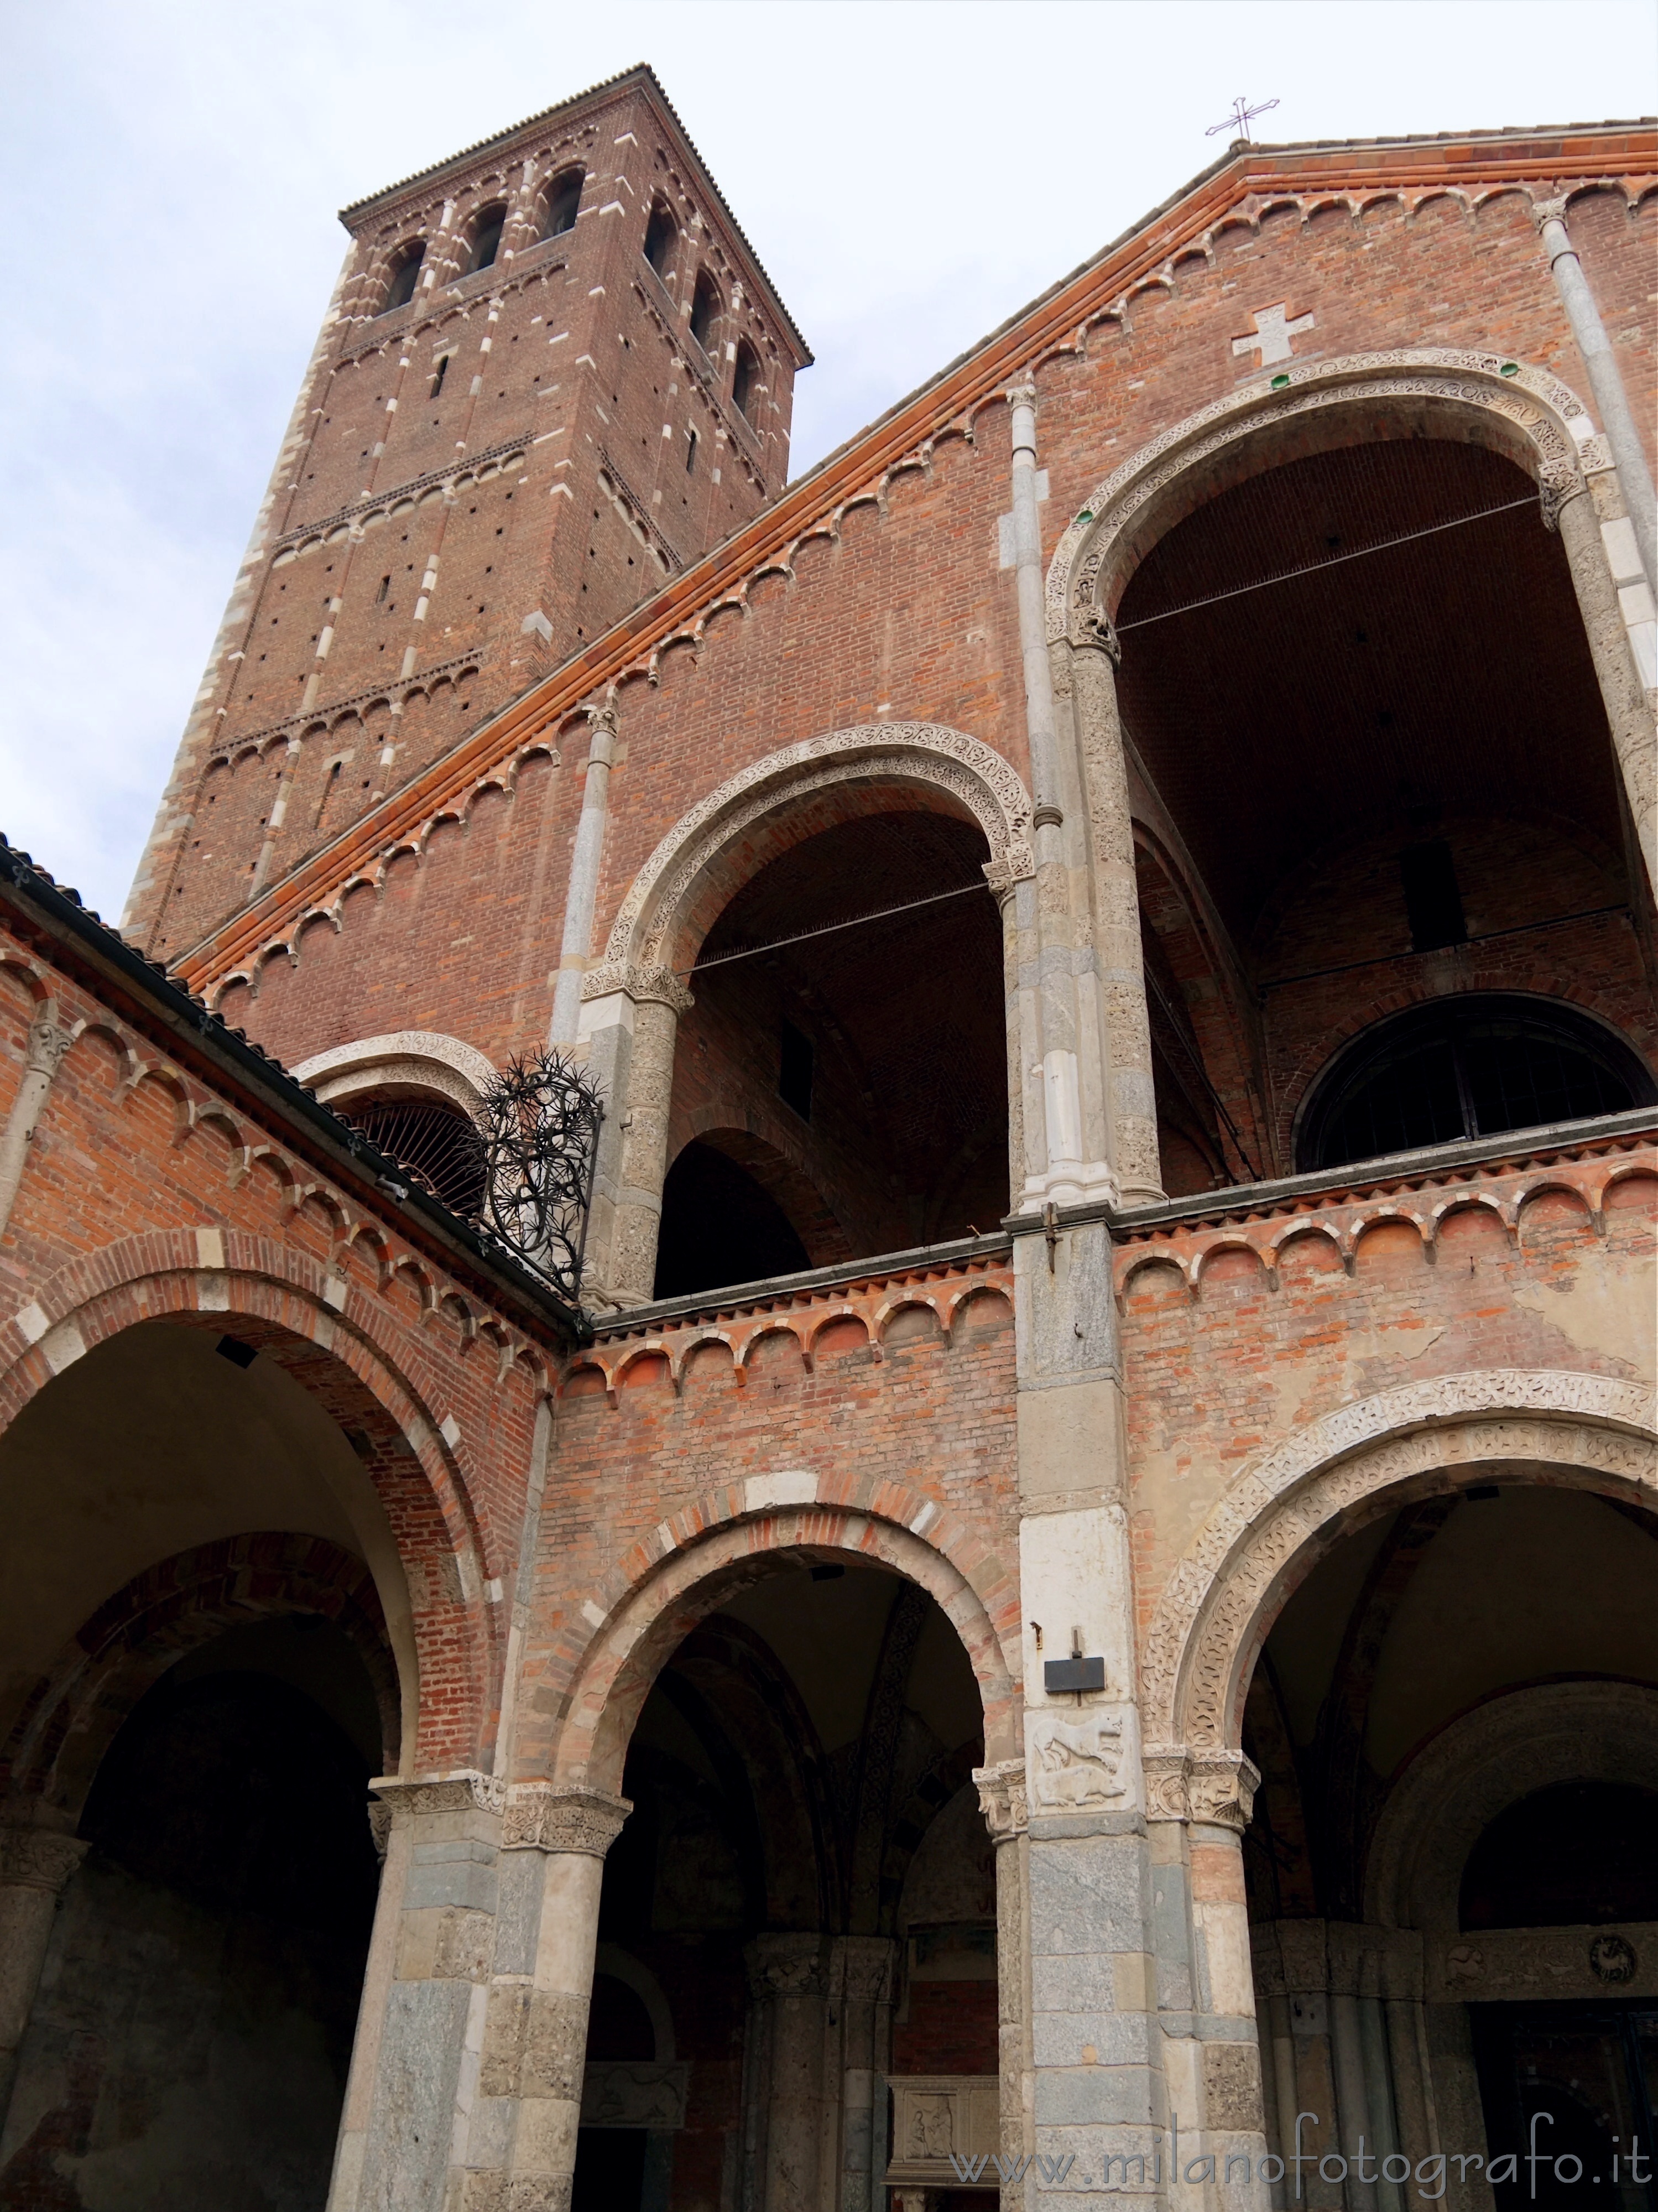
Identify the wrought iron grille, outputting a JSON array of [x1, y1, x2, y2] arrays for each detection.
[[475, 1051, 604, 1303]]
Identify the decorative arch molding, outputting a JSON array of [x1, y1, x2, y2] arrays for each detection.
[[1045, 348, 1602, 641], [1364, 1679, 1658, 1933], [584, 723, 1035, 1004], [1140, 1369, 1658, 1755], [539, 1475, 1020, 1795], [0, 1236, 503, 1765], [291, 1030, 497, 1117], [1, 1532, 401, 1823]]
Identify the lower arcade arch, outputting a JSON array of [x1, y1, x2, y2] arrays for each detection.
[[1148, 1387, 1658, 2209], [549, 1518, 1017, 2212], [0, 1307, 436, 2210]]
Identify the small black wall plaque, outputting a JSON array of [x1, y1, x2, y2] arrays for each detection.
[[1043, 1655, 1106, 1695]]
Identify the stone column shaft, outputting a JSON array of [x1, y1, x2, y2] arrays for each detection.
[[1067, 624, 1164, 1203], [550, 709, 618, 1047], [1556, 485, 1657, 896], [484, 1784, 632, 2212]]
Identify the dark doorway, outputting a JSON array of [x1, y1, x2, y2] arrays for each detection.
[[653, 1138, 811, 1298], [1472, 2005, 1658, 2212], [0, 1631, 380, 2212]]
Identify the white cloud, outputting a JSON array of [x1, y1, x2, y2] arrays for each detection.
[[2, 0, 1652, 919]]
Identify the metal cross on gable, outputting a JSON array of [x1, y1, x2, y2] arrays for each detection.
[[1206, 94, 1280, 143]]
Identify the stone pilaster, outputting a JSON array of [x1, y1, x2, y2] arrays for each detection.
[[742, 1933, 835, 2212], [834, 1937, 898, 2212], [974, 1759, 1034, 2179], [0, 1822, 88, 2125]]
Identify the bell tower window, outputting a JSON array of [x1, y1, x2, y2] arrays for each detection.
[[380, 243, 425, 314], [466, 204, 507, 275], [541, 167, 583, 240], [732, 340, 759, 421], [689, 269, 720, 351], [643, 200, 676, 276]]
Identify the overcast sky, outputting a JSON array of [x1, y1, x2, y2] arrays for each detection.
[[2, 0, 1652, 924]]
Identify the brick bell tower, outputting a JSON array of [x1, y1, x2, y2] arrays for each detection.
[[124, 64, 810, 961]]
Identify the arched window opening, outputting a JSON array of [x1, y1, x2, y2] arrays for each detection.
[[1296, 994, 1652, 1172], [654, 1139, 811, 1300], [689, 269, 720, 351], [1461, 1781, 1658, 1930], [642, 200, 676, 276], [731, 340, 759, 421], [541, 166, 584, 239], [380, 243, 425, 314], [1109, 433, 1655, 1184], [656, 806, 1007, 1299], [336, 1091, 487, 1216], [466, 203, 507, 275]]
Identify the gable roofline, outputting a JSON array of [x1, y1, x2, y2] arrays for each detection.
[[337, 62, 811, 366], [177, 116, 1656, 990]]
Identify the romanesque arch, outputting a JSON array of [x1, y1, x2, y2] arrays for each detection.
[[291, 1029, 497, 1116], [1139, 1368, 1658, 1758], [585, 721, 1035, 1003], [1045, 347, 1600, 634], [538, 1482, 1021, 1797], [0, 1239, 505, 1771]]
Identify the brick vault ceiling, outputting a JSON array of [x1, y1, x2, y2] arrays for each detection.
[[1113, 437, 1623, 949]]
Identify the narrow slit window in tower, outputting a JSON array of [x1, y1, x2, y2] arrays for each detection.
[[643, 200, 676, 275], [1400, 839, 1467, 952]]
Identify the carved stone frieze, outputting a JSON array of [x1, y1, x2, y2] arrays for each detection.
[[0, 1824, 89, 1893], [1046, 350, 1594, 641], [1029, 1714, 1127, 1811], [1138, 1375, 1657, 1750], [1141, 1747, 1191, 1823], [502, 1783, 632, 1857], [371, 1768, 506, 1821], [576, 962, 695, 1014], [592, 725, 1035, 983], [972, 1758, 1028, 1842]]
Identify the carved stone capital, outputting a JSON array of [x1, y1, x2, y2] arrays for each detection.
[[25, 1015, 74, 1081], [1537, 454, 1586, 531], [578, 961, 694, 1015], [1067, 608, 1122, 667], [972, 1759, 1028, 1843], [370, 1768, 505, 1823], [833, 1934, 898, 2003], [502, 1782, 632, 1857], [1531, 193, 1570, 230], [745, 1931, 829, 1998], [1189, 1750, 1261, 1832], [0, 1824, 88, 1894], [1140, 1747, 1191, 1823], [1007, 379, 1037, 410], [1141, 1746, 1260, 1829]]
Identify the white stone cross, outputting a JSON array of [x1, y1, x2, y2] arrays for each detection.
[[1232, 302, 1315, 367]]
